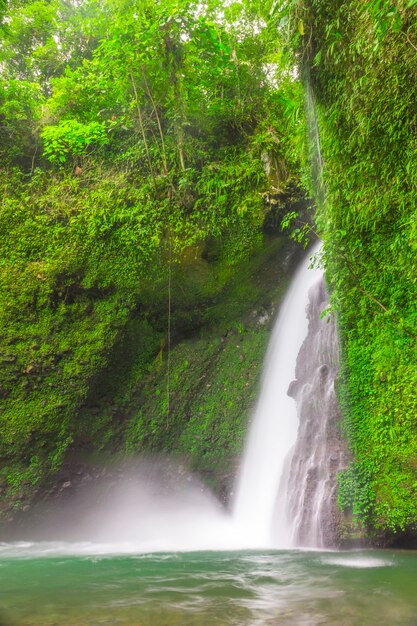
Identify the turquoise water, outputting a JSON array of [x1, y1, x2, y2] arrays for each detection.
[[0, 546, 416, 625]]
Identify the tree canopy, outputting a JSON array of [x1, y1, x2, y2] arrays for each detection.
[[0, 0, 305, 500]]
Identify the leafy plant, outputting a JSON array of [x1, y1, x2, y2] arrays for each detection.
[[41, 120, 109, 163]]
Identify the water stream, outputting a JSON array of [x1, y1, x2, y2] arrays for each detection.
[[232, 242, 324, 547], [284, 275, 348, 548], [1, 547, 417, 625]]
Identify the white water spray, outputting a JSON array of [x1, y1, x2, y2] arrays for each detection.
[[232, 243, 323, 548], [5, 245, 330, 555]]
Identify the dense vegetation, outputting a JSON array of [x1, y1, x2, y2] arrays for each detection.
[[1, 0, 417, 545], [0, 0, 304, 510], [296, 0, 417, 541]]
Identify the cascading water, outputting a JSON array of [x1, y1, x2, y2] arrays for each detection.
[[282, 275, 348, 548], [232, 242, 324, 547], [5, 244, 345, 552]]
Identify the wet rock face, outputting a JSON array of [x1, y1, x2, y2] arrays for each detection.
[[284, 277, 349, 548]]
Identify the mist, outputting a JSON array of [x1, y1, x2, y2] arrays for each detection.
[[5, 456, 246, 554]]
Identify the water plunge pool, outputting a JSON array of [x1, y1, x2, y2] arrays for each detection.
[[0, 546, 416, 625]]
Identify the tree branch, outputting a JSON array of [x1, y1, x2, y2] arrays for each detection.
[[141, 70, 168, 176], [128, 69, 156, 184]]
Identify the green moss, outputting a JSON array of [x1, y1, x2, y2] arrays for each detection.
[[76, 236, 296, 496], [302, 0, 417, 539], [0, 170, 297, 514], [125, 331, 269, 493]]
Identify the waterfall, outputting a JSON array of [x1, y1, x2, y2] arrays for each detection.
[[233, 242, 323, 547], [235, 64, 341, 547], [233, 242, 346, 549], [283, 275, 348, 548], [10, 244, 346, 553]]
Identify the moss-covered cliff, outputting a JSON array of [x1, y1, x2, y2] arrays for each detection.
[[0, 0, 308, 518], [2, 0, 417, 547], [297, 0, 417, 543], [0, 225, 303, 521]]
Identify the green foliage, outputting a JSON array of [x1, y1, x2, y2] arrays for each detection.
[[337, 463, 375, 523], [122, 238, 292, 490], [0, 0, 305, 512], [125, 333, 268, 484], [301, 0, 417, 539], [41, 121, 109, 163], [0, 79, 43, 160], [280, 210, 314, 248]]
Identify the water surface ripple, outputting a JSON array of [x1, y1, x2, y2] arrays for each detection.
[[0, 547, 416, 625]]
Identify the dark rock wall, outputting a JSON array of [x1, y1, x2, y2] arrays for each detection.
[[284, 277, 349, 548]]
